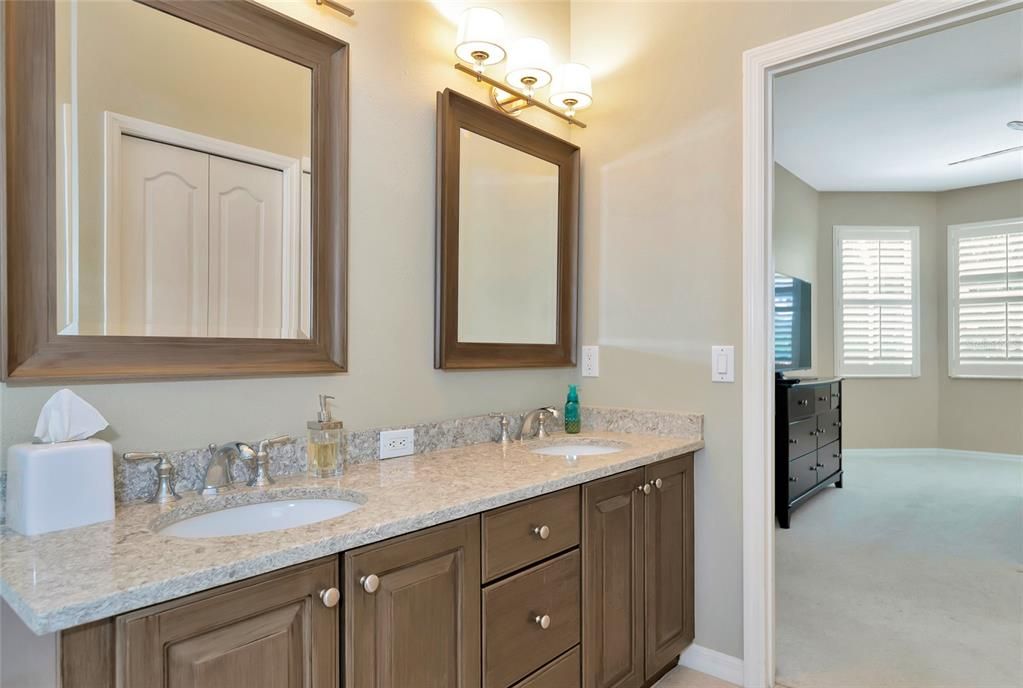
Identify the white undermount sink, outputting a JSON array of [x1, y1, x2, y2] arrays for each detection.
[[158, 499, 361, 538], [532, 443, 623, 457]]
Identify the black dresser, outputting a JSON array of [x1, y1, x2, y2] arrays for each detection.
[[775, 377, 843, 528]]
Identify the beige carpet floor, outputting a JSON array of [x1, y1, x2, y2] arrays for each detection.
[[776, 451, 1022, 688], [653, 665, 738, 688]]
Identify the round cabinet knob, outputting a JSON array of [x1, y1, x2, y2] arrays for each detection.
[[319, 587, 341, 608], [642, 483, 652, 495], [534, 614, 551, 630], [533, 525, 551, 540], [789, 476, 798, 482], [360, 574, 380, 594], [651, 478, 663, 489], [799, 400, 809, 406], [816, 462, 825, 468], [789, 439, 797, 444]]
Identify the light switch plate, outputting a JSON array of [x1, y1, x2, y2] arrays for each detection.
[[581, 346, 599, 377], [379, 428, 414, 459], [711, 345, 734, 382]]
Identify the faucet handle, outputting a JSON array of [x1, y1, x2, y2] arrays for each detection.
[[123, 451, 181, 504], [489, 413, 512, 445], [256, 435, 291, 456], [248, 436, 290, 487]]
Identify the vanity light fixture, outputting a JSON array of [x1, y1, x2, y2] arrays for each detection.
[[455, 7, 506, 74], [314, 0, 354, 18], [452, 10, 590, 127]]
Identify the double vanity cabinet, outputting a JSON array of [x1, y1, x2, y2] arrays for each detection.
[[59, 453, 695, 688]]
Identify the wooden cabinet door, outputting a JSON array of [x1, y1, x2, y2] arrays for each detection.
[[643, 454, 695, 676], [117, 557, 338, 688], [345, 515, 481, 688], [582, 468, 645, 688]]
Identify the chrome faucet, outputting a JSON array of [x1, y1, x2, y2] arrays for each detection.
[[202, 436, 291, 495], [518, 407, 560, 441]]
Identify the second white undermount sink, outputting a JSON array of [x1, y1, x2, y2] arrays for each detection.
[[158, 499, 361, 538], [532, 443, 623, 457]]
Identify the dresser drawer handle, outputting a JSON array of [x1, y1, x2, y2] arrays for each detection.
[[815, 462, 825, 468], [789, 439, 798, 444], [818, 396, 828, 402], [798, 400, 809, 407], [834, 453, 842, 459], [534, 614, 551, 630], [789, 476, 798, 482], [532, 525, 550, 540], [808, 465, 817, 471], [833, 421, 841, 428]]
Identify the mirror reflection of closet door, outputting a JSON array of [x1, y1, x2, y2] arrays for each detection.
[[116, 136, 210, 337], [208, 156, 286, 339]]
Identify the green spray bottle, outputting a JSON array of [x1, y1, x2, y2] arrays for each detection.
[[564, 384, 580, 434]]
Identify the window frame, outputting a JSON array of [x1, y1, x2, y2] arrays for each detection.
[[833, 225, 921, 378], [947, 217, 1023, 380]]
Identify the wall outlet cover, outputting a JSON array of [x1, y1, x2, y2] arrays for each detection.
[[581, 345, 599, 377], [379, 428, 415, 459]]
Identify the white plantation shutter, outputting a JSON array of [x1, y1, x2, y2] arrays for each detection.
[[948, 218, 1023, 378], [834, 226, 920, 377]]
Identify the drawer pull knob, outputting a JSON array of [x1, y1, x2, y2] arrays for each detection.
[[789, 439, 798, 444], [798, 400, 809, 406], [319, 587, 341, 608], [789, 476, 798, 482], [818, 396, 827, 402], [834, 453, 842, 459], [816, 462, 825, 468], [641, 483, 652, 495], [809, 465, 817, 471], [834, 421, 841, 428], [360, 574, 380, 594], [532, 525, 551, 540], [534, 614, 551, 629], [650, 478, 663, 489]]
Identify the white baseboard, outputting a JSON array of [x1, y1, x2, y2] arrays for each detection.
[[679, 644, 744, 686], [843, 447, 1022, 462]]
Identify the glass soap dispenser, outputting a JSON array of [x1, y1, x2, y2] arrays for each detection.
[[307, 394, 344, 478]]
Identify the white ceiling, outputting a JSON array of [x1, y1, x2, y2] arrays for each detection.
[[774, 9, 1023, 192]]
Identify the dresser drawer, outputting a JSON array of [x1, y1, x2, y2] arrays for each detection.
[[830, 382, 841, 410], [787, 417, 818, 459], [788, 452, 817, 502], [787, 387, 815, 420], [813, 386, 832, 414], [483, 550, 580, 688], [483, 487, 580, 582], [510, 647, 580, 688], [816, 409, 841, 446], [817, 441, 841, 480]]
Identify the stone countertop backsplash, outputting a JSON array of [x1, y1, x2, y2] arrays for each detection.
[[0, 407, 702, 635]]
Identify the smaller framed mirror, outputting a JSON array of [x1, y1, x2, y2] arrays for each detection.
[[435, 89, 579, 369]]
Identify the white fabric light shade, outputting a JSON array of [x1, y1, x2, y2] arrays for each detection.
[[455, 8, 506, 67], [505, 37, 553, 90], [549, 63, 593, 111]]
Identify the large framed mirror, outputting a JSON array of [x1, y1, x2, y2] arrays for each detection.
[[2, 0, 348, 381], [435, 89, 578, 369]]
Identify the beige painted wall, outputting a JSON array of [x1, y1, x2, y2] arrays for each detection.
[[1, 0, 575, 460], [936, 180, 1023, 454], [816, 191, 942, 447], [773, 163, 819, 373], [571, 0, 888, 659]]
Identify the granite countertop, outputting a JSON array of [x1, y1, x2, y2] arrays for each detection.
[[0, 431, 703, 635]]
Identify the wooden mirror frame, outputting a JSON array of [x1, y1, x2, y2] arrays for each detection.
[[1, 0, 348, 381], [435, 89, 579, 370]]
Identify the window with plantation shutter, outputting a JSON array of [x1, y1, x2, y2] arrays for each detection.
[[948, 218, 1023, 379], [833, 226, 920, 377]]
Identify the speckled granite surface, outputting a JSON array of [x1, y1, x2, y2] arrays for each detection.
[[0, 429, 702, 635]]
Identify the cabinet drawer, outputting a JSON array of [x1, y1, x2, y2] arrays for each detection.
[[787, 417, 818, 459], [510, 647, 580, 688], [483, 550, 580, 688], [813, 386, 832, 414], [787, 387, 815, 420], [817, 441, 841, 480], [483, 487, 580, 582], [788, 452, 817, 502], [816, 410, 841, 446]]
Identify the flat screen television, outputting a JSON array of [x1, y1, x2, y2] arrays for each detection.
[[774, 272, 811, 372]]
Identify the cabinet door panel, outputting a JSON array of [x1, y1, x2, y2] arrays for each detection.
[[644, 455, 694, 675], [583, 468, 645, 688], [345, 516, 481, 688], [117, 557, 338, 688]]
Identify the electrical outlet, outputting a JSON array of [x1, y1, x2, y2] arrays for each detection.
[[581, 345, 599, 377], [379, 428, 415, 459]]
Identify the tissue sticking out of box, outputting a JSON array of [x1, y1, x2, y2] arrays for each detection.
[[33, 388, 109, 443]]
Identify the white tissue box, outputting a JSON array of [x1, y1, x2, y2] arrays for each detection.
[[6, 439, 115, 536]]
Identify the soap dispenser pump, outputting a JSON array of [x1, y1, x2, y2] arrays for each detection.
[[307, 394, 344, 478]]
